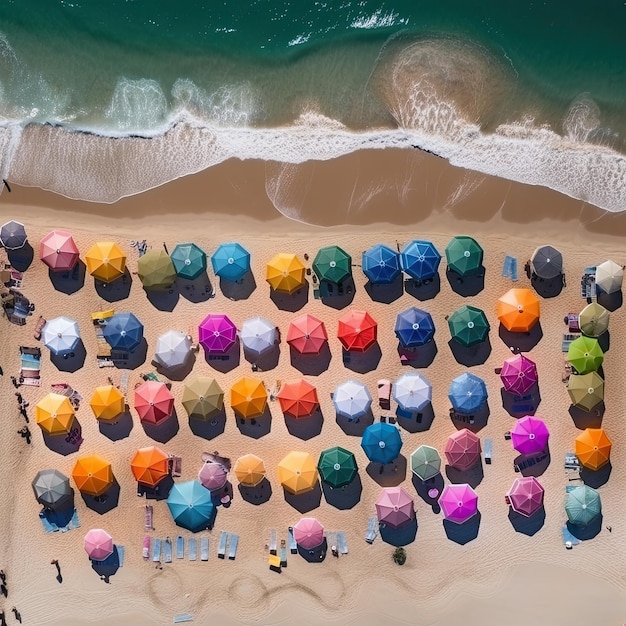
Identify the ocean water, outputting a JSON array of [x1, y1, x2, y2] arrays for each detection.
[[0, 0, 625, 212]]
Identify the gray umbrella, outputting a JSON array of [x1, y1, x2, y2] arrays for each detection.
[[32, 469, 74, 510], [0, 220, 27, 250], [154, 330, 194, 370], [530, 245, 563, 279]]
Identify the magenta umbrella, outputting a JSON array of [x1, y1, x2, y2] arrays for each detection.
[[375, 486, 415, 529], [507, 476, 544, 517], [444, 429, 481, 471], [439, 483, 478, 524], [198, 314, 237, 354], [293, 517, 325, 549], [500, 354, 538, 396], [511, 415, 550, 456], [83, 528, 114, 561], [198, 462, 228, 491]]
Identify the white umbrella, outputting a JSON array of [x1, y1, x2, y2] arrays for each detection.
[[392, 372, 432, 412], [42, 316, 80, 356], [595, 260, 623, 295], [154, 330, 193, 370], [333, 380, 372, 419], [240, 316, 277, 355]]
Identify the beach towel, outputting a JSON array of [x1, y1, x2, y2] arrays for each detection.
[[228, 534, 239, 560], [152, 538, 162, 562], [145, 505, 153, 531], [143, 536, 150, 560], [200, 537, 209, 561], [365, 517, 378, 544], [188, 538, 197, 561], [337, 532, 348, 554], [269, 529, 277, 554], [562, 526, 581, 546], [217, 531, 227, 559], [116, 546, 125, 566], [164, 539, 172, 563], [39, 508, 80, 534], [280, 545, 287, 567], [176, 535, 184, 559], [173, 615, 194, 624]]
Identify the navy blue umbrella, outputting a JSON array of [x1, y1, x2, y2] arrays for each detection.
[[362, 244, 401, 284], [400, 240, 441, 281], [361, 423, 403, 465], [103, 312, 144, 351], [448, 372, 488, 414], [394, 307, 435, 347]]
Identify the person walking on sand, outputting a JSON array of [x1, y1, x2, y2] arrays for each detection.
[[51, 559, 61, 575], [1, 582, 7, 597], [0, 609, 6, 626], [11, 606, 21, 623], [0, 569, 6, 584]]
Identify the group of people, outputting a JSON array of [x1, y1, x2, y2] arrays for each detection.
[[0, 569, 22, 624], [15, 393, 31, 444]]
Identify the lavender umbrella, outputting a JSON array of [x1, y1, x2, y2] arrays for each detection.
[[439, 483, 478, 524], [507, 476, 544, 517], [198, 314, 237, 354], [375, 486, 415, 529], [500, 354, 538, 396], [511, 415, 549, 456], [198, 462, 228, 491]]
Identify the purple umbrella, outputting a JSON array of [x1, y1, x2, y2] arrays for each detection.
[[511, 415, 549, 456], [500, 354, 538, 396], [198, 314, 237, 354], [198, 462, 228, 491], [439, 483, 478, 524]]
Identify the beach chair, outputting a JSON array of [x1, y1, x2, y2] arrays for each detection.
[[152, 538, 162, 562], [483, 439, 493, 465], [164, 538, 172, 563], [561, 332, 581, 352], [169, 455, 182, 477], [200, 537, 209, 561], [217, 531, 228, 559], [280, 543, 287, 567], [365, 517, 378, 544], [377, 379, 391, 410], [228, 534, 239, 560], [188, 538, 197, 561], [268, 554, 282, 574], [564, 452, 581, 471], [288, 527, 297, 554], [269, 529, 277, 555], [337, 532, 348, 555], [145, 505, 154, 531]]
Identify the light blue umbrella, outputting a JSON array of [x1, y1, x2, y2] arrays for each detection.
[[400, 240, 441, 281], [171, 243, 207, 280], [448, 372, 488, 414], [362, 244, 401, 284], [211, 242, 250, 282], [333, 380, 372, 420], [103, 312, 143, 351], [42, 316, 80, 356], [361, 423, 402, 464], [393, 372, 432, 412], [167, 480, 214, 533], [394, 307, 435, 347]]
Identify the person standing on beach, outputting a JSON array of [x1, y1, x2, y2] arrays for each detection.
[[11, 606, 21, 623], [0, 609, 6, 626]]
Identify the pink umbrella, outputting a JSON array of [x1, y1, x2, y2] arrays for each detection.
[[40, 230, 80, 272], [198, 314, 237, 354], [293, 517, 325, 549], [286, 314, 328, 355], [507, 476, 544, 517], [500, 354, 538, 396], [198, 462, 228, 491], [439, 483, 478, 524], [375, 486, 415, 529], [134, 381, 174, 425], [511, 415, 549, 456], [84, 528, 114, 561], [444, 429, 481, 471]]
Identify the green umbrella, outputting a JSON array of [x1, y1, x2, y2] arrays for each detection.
[[565, 485, 601, 526], [312, 245, 352, 284], [410, 445, 441, 481], [447, 305, 490, 347], [567, 372, 604, 411], [182, 376, 224, 420], [567, 336, 604, 374], [445, 236, 483, 276], [578, 303, 610, 338], [171, 243, 207, 280], [137, 250, 177, 290], [317, 446, 358, 488]]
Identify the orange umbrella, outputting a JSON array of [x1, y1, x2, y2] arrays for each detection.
[[230, 377, 267, 418], [277, 451, 318, 494], [497, 288, 540, 332], [89, 385, 125, 422], [85, 242, 126, 283], [234, 454, 266, 487], [35, 393, 75, 435], [72, 455, 113, 496], [130, 446, 170, 487], [266, 253, 306, 294], [277, 379, 319, 418], [575, 428, 612, 471]]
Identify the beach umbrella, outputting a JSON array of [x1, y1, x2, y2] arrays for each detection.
[[293, 517, 325, 549], [35, 393, 75, 435], [445, 236, 483, 276], [85, 242, 126, 283], [130, 446, 169, 487], [439, 483, 478, 524], [234, 454, 266, 487], [445, 429, 481, 471], [400, 240, 441, 281], [181, 376, 224, 420], [579, 303, 610, 338], [410, 445, 442, 481], [361, 423, 402, 465], [497, 288, 540, 332], [277, 379, 319, 418], [240, 316, 277, 355], [575, 428, 612, 471], [565, 485, 601, 527], [312, 245, 351, 284], [375, 487, 414, 529], [507, 476, 544, 517], [170, 242, 207, 280], [134, 380, 175, 425], [167, 480, 214, 533], [332, 380, 372, 420], [154, 330, 194, 370], [530, 245, 563, 279], [511, 415, 550, 456], [0, 220, 27, 250], [567, 372, 604, 411], [277, 451, 318, 495], [198, 313, 237, 354], [392, 372, 432, 412], [567, 336, 603, 374], [317, 447, 357, 488], [89, 385, 125, 422], [72, 455, 113, 496], [266, 253, 306, 294], [40, 229, 79, 271], [198, 461, 228, 491], [362, 244, 401, 284], [337, 309, 377, 352], [32, 469, 73, 510], [230, 377, 267, 419], [137, 249, 176, 290], [211, 242, 250, 282], [286, 313, 328, 354], [595, 260, 623, 294], [84, 529, 114, 561], [447, 305, 490, 347], [500, 354, 538, 396], [103, 312, 143, 351], [42, 316, 80, 356], [448, 372, 488, 414], [394, 307, 435, 347]]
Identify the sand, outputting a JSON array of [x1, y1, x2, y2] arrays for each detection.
[[1, 149, 626, 626]]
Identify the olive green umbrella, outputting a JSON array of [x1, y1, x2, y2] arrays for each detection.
[[565, 485, 601, 526], [312, 245, 352, 284], [567, 372, 604, 412], [410, 445, 441, 481], [182, 376, 224, 420], [317, 446, 358, 488], [578, 303, 610, 338], [137, 249, 176, 290], [445, 236, 483, 276], [447, 305, 490, 346], [567, 336, 604, 374]]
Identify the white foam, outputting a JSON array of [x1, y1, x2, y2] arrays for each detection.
[[350, 8, 408, 30]]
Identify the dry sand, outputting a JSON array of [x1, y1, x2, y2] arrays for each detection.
[[1, 149, 626, 626]]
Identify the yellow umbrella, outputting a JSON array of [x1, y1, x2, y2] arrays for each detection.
[[85, 242, 127, 283], [234, 454, 266, 487], [230, 377, 267, 419], [277, 451, 318, 494], [266, 253, 306, 294], [89, 385, 126, 422], [72, 455, 114, 496], [35, 393, 75, 435]]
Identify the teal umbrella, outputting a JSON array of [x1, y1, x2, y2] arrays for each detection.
[[448, 305, 490, 347], [171, 243, 207, 280], [317, 447, 358, 488], [565, 485, 601, 527], [313, 245, 351, 284], [167, 480, 214, 533], [445, 236, 483, 276]]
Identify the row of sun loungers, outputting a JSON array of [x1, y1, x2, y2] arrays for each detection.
[[147, 534, 237, 562]]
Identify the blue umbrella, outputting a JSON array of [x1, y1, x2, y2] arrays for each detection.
[[103, 312, 144, 352], [400, 240, 441, 281], [211, 242, 250, 282], [394, 307, 435, 347], [448, 372, 488, 414], [361, 423, 403, 464], [362, 244, 401, 284], [167, 480, 214, 533]]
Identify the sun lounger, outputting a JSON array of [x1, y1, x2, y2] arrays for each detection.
[[288, 527, 297, 554], [365, 517, 378, 544], [173, 614, 194, 623], [145, 505, 154, 530], [152, 539, 162, 562], [268, 554, 282, 573], [562, 333, 581, 352], [143, 536, 150, 560], [164, 538, 172, 563], [200, 537, 209, 561], [564, 452, 581, 471], [269, 529, 277, 555], [562, 526, 580, 546], [176, 536, 184, 559], [483, 439, 493, 465], [188, 538, 197, 561], [280, 544, 287, 567], [337, 532, 348, 554], [116, 546, 125, 566], [217, 531, 228, 559], [228, 534, 239, 560], [169, 455, 182, 478]]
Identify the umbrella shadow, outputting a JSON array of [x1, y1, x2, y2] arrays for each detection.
[[285, 410, 324, 440], [98, 411, 134, 441], [50, 340, 87, 372], [153, 354, 196, 382], [91, 546, 122, 580], [498, 323, 543, 353], [397, 340, 437, 368], [244, 343, 280, 372], [335, 409, 374, 437], [269, 283, 309, 312], [290, 343, 332, 376], [412, 474, 445, 507], [514, 451, 551, 477], [597, 289, 622, 312], [297, 537, 327, 563], [113, 338, 148, 370], [179, 273, 214, 303], [443, 512, 481, 544], [396, 403, 435, 433], [445, 267, 485, 297], [445, 461, 484, 488], [379, 516, 418, 547], [568, 402, 604, 429], [508, 506, 546, 536], [48, 260, 86, 295], [188, 410, 227, 440], [448, 337, 492, 367], [139, 474, 174, 501], [597, 331, 610, 353], [365, 455, 407, 487], [404, 275, 440, 301], [567, 515, 602, 541], [145, 285, 179, 312], [81, 480, 121, 515], [42, 420, 84, 456], [531, 273, 565, 298], [500, 385, 541, 417], [236, 407, 272, 439], [580, 462, 612, 488], [364, 276, 404, 303], [449, 403, 490, 433], [319, 279, 355, 310], [321, 474, 363, 510], [204, 339, 240, 373], [7, 242, 34, 272], [238, 477, 273, 505], [343, 343, 382, 374], [284, 482, 322, 513], [220, 272, 256, 301], [95, 269, 132, 302], [40, 503, 76, 528], [141, 409, 180, 443]]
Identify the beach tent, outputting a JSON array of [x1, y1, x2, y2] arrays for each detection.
[[497, 288, 540, 332], [317, 447, 357, 488], [85, 242, 126, 283], [286, 313, 328, 354], [32, 469, 73, 510], [234, 454, 266, 487], [511, 416, 549, 456], [595, 260, 623, 294], [447, 305, 490, 347], [565, 485, 601, 527], [312, 245, 351, 284], [154, 330, 194, 370], [575, 428, 612, 471], [72, 455, 113, 496], [181, 376, 224, 420], [567, 336, 603, 375], [567, 372, 604, 412], [394, 307, 435, 347], [400, 240, 441, 281], [89, 385, 125, 422], [137, 249, 176, 290], [211, 242, 250, 282], [103, 312, 143, 351], [266, 253, 306, 294], [277, 379, 319, 418], [198, 313, 237, 354], [198, 461, 228, 491], [36, 393, 75, 435], [40, 230, 79, 272], [42, 316, 80, 356], [530, 245, 563, 279], [445, 429, 481, 471], [230, 377, 267, 419], [337, 309, 377, 352], [448, 372, 488, 414], [84, 529, 114, 561], [500, 354, 538, 396], [134, 380, 175, 425], [293, 517, 325, 550], [240, 316, 277, 355], [170, 242, 207, 280], [507, 476, 544, 517], [392, 372, 432, 412], [410, 445, 442, 482], [578, 303, 610, 338], [131, 446, 169, 487], [439, 483, 478, 524], [362, 244, 401, 284], [167, 480, 214, 533], [375, 487, 414, 529], [277, 451, 318, 495], [332, 380, 372, 420], [445, 236, 483, 276], [0, 220, 27, 250], [361, 422, 402, 465]]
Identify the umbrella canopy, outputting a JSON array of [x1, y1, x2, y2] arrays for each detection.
[[293, 517, 325, 549], [565, 485, 601, 526], [448, 372, 488, 414], [131, 446, 170, 487], [400, 240, 441, 281], [198, 313, 237, 354], [137, 249, 176, 290], [0, 220, 27, 249], [567, 372, 604, 411], [337, 309, 377, 352], [394, 307, 435, 347], [234, 454, 266, 487], [410, 445, 442, 481], [497, 288, 540, 332], [361, 422, 402, 465], [567, 336, 604, 375], [530, 245, 563, 279], [317, 446, 358, 488], [445, 428, 481, 471], [32, 469, 73, 510], [575, 428, 612, 471], [198, 462, 228, 491], [500, 354, 538, 396], [579, 303, 610, 338], [362, 244, 401, 284], [103, 312, 143, 351], [40, 230, 79, 271], [595, 260, 623, 295], [154, 330, 194, 370], [511, 415, 550, 456], [447, 305, 490, 347], [170, 242, 207, 280], [211, 242, 250, 282], [277, 379, 319, 418], [439, 483, 478, 524], [181, 376, 224, 420], [89, 385, 125, 422], [85, 242, 126, 283], [277, 451, 318, 494], [72, 455, 113, 496], [35, 393, 75, 435], [445, 236, 483, 275], [286, 313, 328, 354], [333, 380, 372, 420], [507, 476, 544, 517], [42, 316, 80, 356], [167, 480, 214, 532], [230, 377, 267, 418], [84, 529, 114, 561], [240, 316, 277, 355], [312, 245, 351, 284], [134, 381, 175, 425], [392, 372, 432, 412], [266, 253, 306, 293], [375, 487, 414, 529]]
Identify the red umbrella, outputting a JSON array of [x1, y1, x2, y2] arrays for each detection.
[[277, 379, 319, 418], [286, 314, 328, 354], [134, 381, 174, 425], [337, 310, 377, 352], [445, 429, 481, 471], [40, 230, 79, 272]]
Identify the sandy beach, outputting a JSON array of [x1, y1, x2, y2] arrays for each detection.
[[1, 149, 626, 626]]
